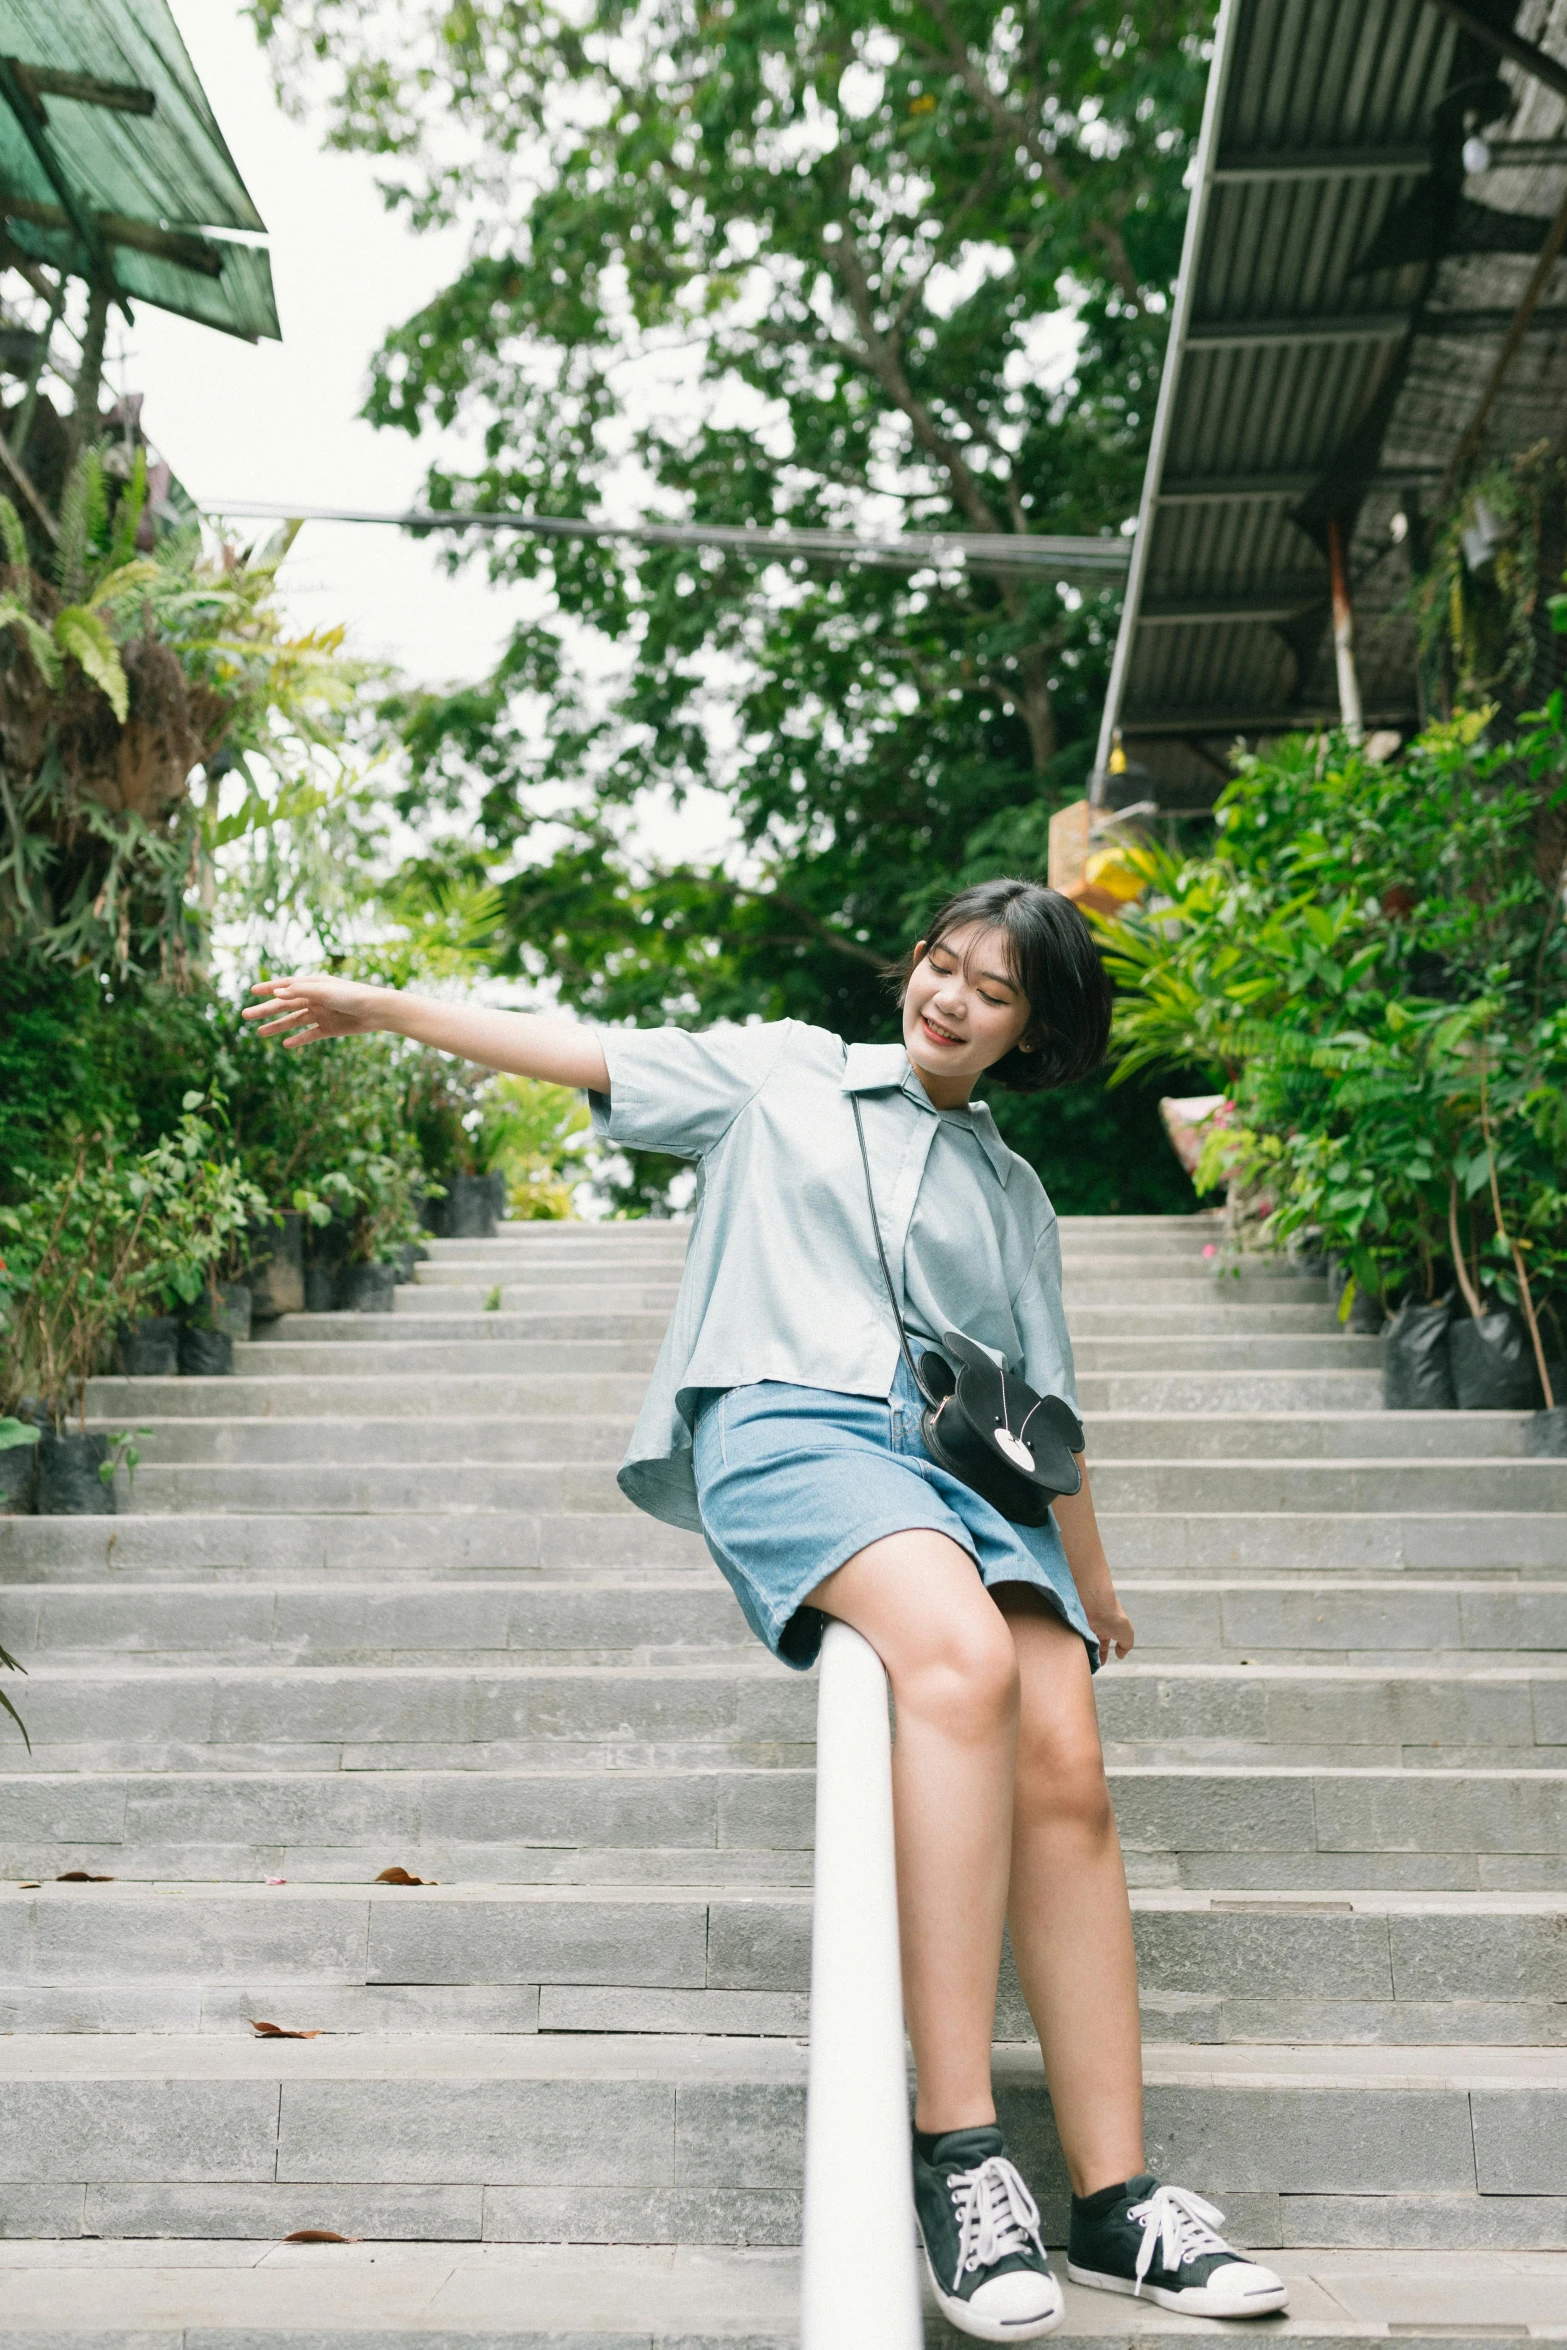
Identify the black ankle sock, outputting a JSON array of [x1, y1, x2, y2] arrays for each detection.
[[1072, 2178, 1130, 2217]]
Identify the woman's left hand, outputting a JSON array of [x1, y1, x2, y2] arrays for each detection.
[[1081, 1578, 1135, 1665]]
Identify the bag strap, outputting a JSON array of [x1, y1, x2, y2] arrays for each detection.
[[850, 1092, 929, 1396]]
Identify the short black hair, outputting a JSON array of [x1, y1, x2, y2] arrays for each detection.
[[893, 877, 1112, 1092]]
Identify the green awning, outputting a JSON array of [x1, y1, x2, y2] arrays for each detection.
[[0, 0, 279, 343]]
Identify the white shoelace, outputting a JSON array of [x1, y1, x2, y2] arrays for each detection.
[[1125, 2183, 1234, 2295], [948, 2155, 1047, 2290]]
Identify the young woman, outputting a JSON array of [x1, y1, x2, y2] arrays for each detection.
[[247, 877, 1287, 2343]]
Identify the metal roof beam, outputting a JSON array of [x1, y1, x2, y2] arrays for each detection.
[[1187, 312, 1408, 346], [1186, 304, 1567, 348], [1120, 707, 1418, 736], [0, 54, 112, 287], [1214, 144, 1430, 179], [1140, 582, 1327, 624], [0, 196, 223, 278], [1423, 2, 1567, 105], [5, 63, 156, 118], [1156, 467, 1441, 503]]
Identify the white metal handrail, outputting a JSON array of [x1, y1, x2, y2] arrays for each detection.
[[800, 1621, 923, 2350]]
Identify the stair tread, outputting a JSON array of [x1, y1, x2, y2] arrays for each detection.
[[0, 2240, 1559, 2342], [0, 2031, 1561, 2084]]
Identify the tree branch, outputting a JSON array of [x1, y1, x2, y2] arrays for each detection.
[[918, 0, 1144, 308]]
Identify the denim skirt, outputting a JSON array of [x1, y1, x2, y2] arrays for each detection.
[[691, 1355, 1098, 1672]]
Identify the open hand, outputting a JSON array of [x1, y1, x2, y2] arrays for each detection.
[[244, 974, 385, 1047]]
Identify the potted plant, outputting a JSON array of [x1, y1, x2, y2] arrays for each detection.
[[0, 1412, 38, 1515], [0, 1134, 160, 1510], [247, 1207, 305, 1320], [135, 1097, 268, 1378]]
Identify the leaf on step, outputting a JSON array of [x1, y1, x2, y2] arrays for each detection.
[[281, 2228, 359, 2243], [55, 1870, 114, 1881], [374, 1865, 437, 1885], [16, 1881, 39, 1889], [249, 2019, 323, 2039]]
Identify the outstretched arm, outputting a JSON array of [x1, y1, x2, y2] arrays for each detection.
[[244, 975, 610, 1094]]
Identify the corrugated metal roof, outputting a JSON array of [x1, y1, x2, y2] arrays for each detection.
[[1098, 0, 1567, 805], [0, 0, 278, 342]]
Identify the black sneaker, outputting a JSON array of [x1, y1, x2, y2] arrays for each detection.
[[1068, 2175, 1288, 2317], [913, 2125, 1063, 2341]]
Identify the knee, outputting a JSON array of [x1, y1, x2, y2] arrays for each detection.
[[894, 1612, 1020, 1747], [1016, 1715, 1115, 1842]]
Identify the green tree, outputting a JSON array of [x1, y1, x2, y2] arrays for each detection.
[[254, 0, 1212, 1208]]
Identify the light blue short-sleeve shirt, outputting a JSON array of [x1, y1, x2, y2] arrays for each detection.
[[589, 1019, 1078, 1532]]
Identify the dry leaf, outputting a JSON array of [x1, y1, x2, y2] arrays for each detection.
[[16, 1881, 38, 1889], [249, 2019, 323, 2040], [374, 1865, 436, 1885], [281, 2229, 358, 2244], [55, 1870, 114, 1882]]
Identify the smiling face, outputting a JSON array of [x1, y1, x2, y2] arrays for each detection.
[[901, 920, 1034, 1107]]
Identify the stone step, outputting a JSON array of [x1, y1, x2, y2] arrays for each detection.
[[6, 1761, 1565, 1895], [397, 1281, 683, 1314], [399, 1274, 1327, 1309], [0, 2035, 1558, 2249], [1077, 1334, 1381, 1366], [2, 1879, 1561, 2046], [112, 1454, 1567, 1516], [9, 1509, 1567, 1582], [239, 1335, 663, 1375], [5, 1577, 1563, 1669], [4, 1658, 1563, 1772], [227, 1325, 1365, 1378], [0, 1512, 702, 1580], [87, 1410, 1537, 1468], [257, 1299, 1348, 1345], [0, 2239, 1563, 2345], [1102, 1513, 1567, 1574], [84, 1367, 1388, 1421]]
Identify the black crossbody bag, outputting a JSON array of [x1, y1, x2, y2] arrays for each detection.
[[850, 1095, 1085, 1529]]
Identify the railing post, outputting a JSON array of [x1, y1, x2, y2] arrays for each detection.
[[800, 1621, 923, 2350]]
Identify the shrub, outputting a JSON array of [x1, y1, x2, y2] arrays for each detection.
[[1096, 714, 1567, 1376]]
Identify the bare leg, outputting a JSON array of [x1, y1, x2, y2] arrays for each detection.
[[806, 1529, 1019, 2132], [995, 1586, 1145, 2194]]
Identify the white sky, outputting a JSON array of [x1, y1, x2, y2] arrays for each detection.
[[123, 3, 543, 686]]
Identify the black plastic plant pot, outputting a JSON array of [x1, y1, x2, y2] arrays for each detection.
[[117, 1315, 180, 1377], [1382, 1293, 1456, 1409], [429, 1175, 496, 1241], [213, 1282, 253, 1344], [1529, 1405, 1567, 1456], [343, 1261, 397, 1313], [1449, 1308, 1537, 1411], [178, 1325, 234, 1377], [0, 1442, 37, 1514], [248, 1210, 304, 1320], [303, 1264, 341, 1313], [37, 1429, 113, 1516]]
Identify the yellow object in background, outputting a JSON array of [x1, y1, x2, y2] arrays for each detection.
[[1082, 846, 1147, 902]]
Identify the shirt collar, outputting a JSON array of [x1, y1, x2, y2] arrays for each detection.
[[840, 1041, 1012, 1186]]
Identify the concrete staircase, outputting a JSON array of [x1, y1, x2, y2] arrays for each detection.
[[0, 1213, 1564, 2345]]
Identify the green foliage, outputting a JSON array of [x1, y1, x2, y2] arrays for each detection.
[[0, 1102, 268, 1426], [137, 1096, 271, 1316], [1096, 715, 1567, 1317], [253, 0, 1213, 1211], [0, 452, 385, 983], [482, 1075, 591, 1219], [1417, 443, 1567, 723]]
